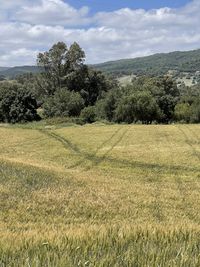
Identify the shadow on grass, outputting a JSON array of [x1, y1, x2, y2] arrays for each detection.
[[0, 158, 83, 193]]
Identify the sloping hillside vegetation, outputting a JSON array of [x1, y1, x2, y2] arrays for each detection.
[[94, 49, 200, 76], [1, 48, 200, 79], [0, 67, 9, 71], [0, 66, 41, 79]]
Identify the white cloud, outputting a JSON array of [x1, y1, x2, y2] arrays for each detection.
[[0, 0, 199, 66], [15, 0, 90, 26], [0, 48, 39, 66], [0, 0, 32, 9]]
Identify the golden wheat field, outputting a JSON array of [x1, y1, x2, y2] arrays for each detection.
[[0, 123, 200, 266]]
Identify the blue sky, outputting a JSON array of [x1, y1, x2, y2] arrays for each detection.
[[0, 0, 199, 66], [67, 0, 191, 13]]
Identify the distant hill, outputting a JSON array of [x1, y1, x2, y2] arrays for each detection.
[[1, 49, 200, 79], [0, 67, 9, 72], [94, 49, 200, 76], [0, 66, 41, 79]]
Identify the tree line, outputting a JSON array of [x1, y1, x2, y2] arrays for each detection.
[[0, 41, 200, 124]]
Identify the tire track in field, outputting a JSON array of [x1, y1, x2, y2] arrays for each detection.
[[39, 127, 128, 170], [177, 125, 200, 160], [185, 125, 200, 143], [38, 128, 200, 174], [84, 127, 130, 170], [175, 125, 200, 223], [39, 129, 83, 156], [156, 126, 197, 223], [69, 126, 122, 169], [147, 126, 166, 222], [180, 124, 200, 191]]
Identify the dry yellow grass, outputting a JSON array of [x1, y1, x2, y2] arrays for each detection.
[[0, 123, 200, 266]]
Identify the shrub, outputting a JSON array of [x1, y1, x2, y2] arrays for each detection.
[[190, 99, 200, 123], [81, 106, 96, 123], [174, 103, 192, 123], [115, 92, 161, 124], [0, 83, 40, 123], [95, 90, 119, 121], [43, 89, 84, 118]]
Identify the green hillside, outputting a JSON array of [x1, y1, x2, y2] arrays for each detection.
[[1, 49, 200, 78], [94, 49, 200, 76], [0, 67, 9, 72], [0, 66, 41, 78]]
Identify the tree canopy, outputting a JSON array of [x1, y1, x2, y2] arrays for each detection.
[[1, 41, 200, 124]]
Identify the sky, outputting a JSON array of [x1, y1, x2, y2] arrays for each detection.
[[67, 0, 191, 13], [0, 0, 199, 66]]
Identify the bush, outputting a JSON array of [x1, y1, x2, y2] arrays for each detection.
[[0, 83, 40, 123], [190, 99, 200, 123], [96, 76, 180, 124], [114, 95, 137, 123], [95, 89, 119, 121], [43, 89, 84, 118], [81, 106, 96, 123], [115, 92, 161, 124], [174, 103, 192, 123]]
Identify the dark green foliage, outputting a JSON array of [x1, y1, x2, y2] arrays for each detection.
[[114, 94, 138, 123], [174, 100, 200, 123], [133, 76, 180, 122], [1, 42, 114, 124], [96, 76, 180, 124], [81, 106, 96, 123], [36, 42, 114, 107], [0, 82, 40, 123], [115, 91, 160, 124], [3, 41, 200, 125], [16, 73, 44, 105], [37, 41, 86, 96], [0, 75, 5, 81], [158, 94, 178, 122], [43, 89, 84, 118], [190, 99, 200, 123], [95, 88, 120, 121], [80, 68, 115, 106], [174, 83, 200, 123], [174, 103, 192, 123]]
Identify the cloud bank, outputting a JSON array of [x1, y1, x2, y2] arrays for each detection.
[[0, 0, 199, 66]]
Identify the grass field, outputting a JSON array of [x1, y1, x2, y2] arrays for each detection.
[[1, 123, 200, 266]]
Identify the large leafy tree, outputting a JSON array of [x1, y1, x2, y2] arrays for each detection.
[[37, 42, 85, 96], [155, 77, 180, 122], [37, 41, 115, 106], [130, 76, 180, 123]]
